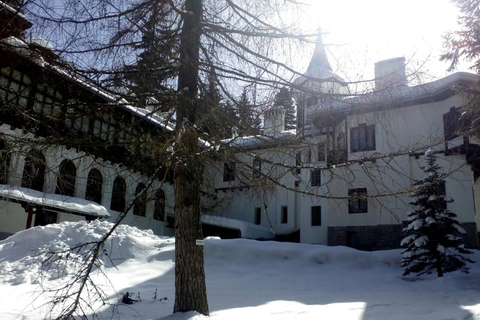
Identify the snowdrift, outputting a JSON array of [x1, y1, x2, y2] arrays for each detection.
[[0, 221, 479, 320]]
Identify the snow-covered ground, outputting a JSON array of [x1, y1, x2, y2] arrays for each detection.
[[0, 221, 479, 320]]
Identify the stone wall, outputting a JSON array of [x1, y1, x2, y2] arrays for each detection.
[[328, 223, 479, 251]]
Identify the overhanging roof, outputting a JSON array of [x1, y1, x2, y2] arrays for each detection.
[[0, 185, 110, 218]]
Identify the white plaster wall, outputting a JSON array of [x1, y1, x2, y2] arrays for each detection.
[[0, 201, 28, 234], [0, 124, 174, 237]]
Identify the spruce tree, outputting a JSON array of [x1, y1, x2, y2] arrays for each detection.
[[119, 1, 177, 109], [273, 87, 296, 130], [401, 150, 473, 277], [237, 88, 260, 136]]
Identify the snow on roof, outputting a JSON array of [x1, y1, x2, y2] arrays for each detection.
[[202, 214, 275, 240], [307, 71, 479, 117], [221, 129, 297, 149], [0, 185, 110, 218], [0, 37, 175, 132], [0, 1, 31, 27]]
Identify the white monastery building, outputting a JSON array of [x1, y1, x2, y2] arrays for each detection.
[[0, 1, 479, 250]]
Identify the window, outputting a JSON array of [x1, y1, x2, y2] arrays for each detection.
[[21, 150, 46, 192], [295, 152, 301, 174], [281, 206, 288, 224], [443, 107, 467, 141], [223, 162, 236, 182], [311, 169, 321, 186], [307, 149, 312, 163], [133, 183, 147, 216], [85, 169, 103, 204], [111, 176, 126, 212], [55, 160, 76, 197], [350, 124, 375, 152], [348, 188, 368, 213], [317, 143, 326, 162], [154, 189, 166, 221], [252, 158, 262, 178], [311, 206, 321, 226], [254, 207, 261, 225], [0, 138, 10, 184]]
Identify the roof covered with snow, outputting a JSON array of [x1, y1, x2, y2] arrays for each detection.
[[0, 37, 174, 132], [0, 1, 31, 27], [221, 129, 297, 150], [202, 214, 275, 240], [0, 185, 110, 218], [307, 71, 478, 118]]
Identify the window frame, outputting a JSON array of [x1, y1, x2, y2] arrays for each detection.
[[348, 188, 368, 214], [311, 169, 321, 187], [350, 124, 375, 153]]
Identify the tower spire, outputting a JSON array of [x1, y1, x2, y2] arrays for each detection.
[[306, 28, 332, 75]]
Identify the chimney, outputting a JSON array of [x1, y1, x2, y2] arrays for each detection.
[[374, 57, 407, 90], [263, 106, 285, 136]]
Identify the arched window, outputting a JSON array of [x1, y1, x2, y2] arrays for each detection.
[[21, 150, 45, 191], [85, 168, 103, 204], [133, 183, 147, 217], [55, 159, 76, 196], [0, 138, 10, 184], [154, 189, 166, 221], [110, 176, 126, 212]]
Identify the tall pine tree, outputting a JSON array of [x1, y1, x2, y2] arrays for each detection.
[[401, 150, 473, 277], [273, 87, 296, 130], [119, 1, 177, 109], [236, 88, 261, 136]]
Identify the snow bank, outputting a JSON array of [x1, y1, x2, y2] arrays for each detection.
[[0, 220, 168, 285], [1, 221, 479, 320]]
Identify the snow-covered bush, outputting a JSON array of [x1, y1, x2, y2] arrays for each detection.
[[401, 150, 473, 277]]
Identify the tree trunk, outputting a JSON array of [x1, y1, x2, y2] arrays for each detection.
[[174, 0, 209, 315], [173, 128, 208, 315]]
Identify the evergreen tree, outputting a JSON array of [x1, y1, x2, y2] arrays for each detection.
[[401, 150, 473, 277], [273, 87, 296, 130], [221, 100, 240, 138], [120, 1, 177, 109], [236, 88, 260, 136]]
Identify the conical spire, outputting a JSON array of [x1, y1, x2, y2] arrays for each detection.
[[306, 28, 332, 76]]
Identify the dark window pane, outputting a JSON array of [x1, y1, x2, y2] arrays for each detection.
[[21, 150, 46, 192], [133, 183, 147, 217], [0, 138, 10, 184], [254, 207, 261, 225], [55, 160, 76, 197], [281, 206, 288, 224], [111, 176, 126, 212], [154, 189, 166, 221], [223, 162, 236, 182], [348, 188, 368, 213], [85, 169, 103, 204], [311, 206, 321, 226], [311, 169, 321, 186]]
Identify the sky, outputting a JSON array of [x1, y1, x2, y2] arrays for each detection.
[[298, 0, 471, 84]]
